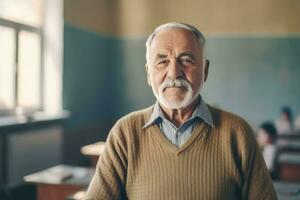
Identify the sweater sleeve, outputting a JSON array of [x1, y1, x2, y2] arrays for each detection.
[[85, 122, 128, 200], [236, 120, 278, 200]]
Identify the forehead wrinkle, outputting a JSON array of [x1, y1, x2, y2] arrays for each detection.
[[152, 40, 175, 53], [151, 44, 175, 61], [151, 30, 176, 52]]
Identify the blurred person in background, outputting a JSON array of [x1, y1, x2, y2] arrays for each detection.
[[257, 122, 279, 179], [275, 106, 294, 134], [294, 110, 300, 131]]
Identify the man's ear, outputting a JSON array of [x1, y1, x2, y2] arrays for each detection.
[[145, 64, 151, 86], [204, 59, 210, 82]]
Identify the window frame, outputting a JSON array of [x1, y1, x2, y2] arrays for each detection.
[[0, 17, 44, 116]]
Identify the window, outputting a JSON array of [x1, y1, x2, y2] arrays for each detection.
[[0, 0, 44, 115]]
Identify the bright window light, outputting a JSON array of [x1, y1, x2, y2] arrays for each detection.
[[0, 0, 63, 117], [0, 0, 43, 27], [0, 26, 15, 110], [18, 31, 41, 109]]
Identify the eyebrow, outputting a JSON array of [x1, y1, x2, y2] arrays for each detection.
[[177, 51, 195, 60], [154, 51, 196, 61], [155, 53, 168, 60]]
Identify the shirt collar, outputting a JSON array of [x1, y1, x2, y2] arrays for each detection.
[[143, 101, 162, 128], [143, 96, 215, 129]]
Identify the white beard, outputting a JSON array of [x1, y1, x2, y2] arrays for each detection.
[[152, 78, 200, 109]]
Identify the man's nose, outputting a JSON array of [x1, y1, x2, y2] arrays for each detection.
[[167, 60, 183, 79]]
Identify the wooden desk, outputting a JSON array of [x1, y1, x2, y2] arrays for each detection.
[[274, 181, 300, 200], [81, 142, 106, 167], [24, 165, 94, 200], [278, 153, 300, 182]]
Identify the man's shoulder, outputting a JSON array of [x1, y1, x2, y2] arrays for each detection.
[[208, 105, 257, 151], [114, 105, 154, 129], [107, 106, 154, 142], [207, 105, 252, 131]]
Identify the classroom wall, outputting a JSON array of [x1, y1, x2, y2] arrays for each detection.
[[62, 24, 125, 164], [65, 0, 300, 36], [64, 0, 119, 35], [62, 0, 300, 164], [203, 37, 300, 126], [118, 0, 300, 37]]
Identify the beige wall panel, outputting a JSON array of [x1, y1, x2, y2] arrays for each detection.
[[64, 0, 119, 35], [65, 0, 300, 36], [119, 0, 300, 36]]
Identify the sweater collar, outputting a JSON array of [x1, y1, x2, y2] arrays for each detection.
[[143, 96, 214, 129]]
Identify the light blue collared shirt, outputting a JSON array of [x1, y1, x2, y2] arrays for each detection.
[[143, 97, 214, 147]]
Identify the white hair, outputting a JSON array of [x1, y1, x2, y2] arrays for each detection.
[[145, 22, 206, 64]]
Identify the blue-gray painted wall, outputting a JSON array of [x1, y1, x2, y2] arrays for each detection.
[[63, 24, 125, 128], [204, 37, 300, 126]]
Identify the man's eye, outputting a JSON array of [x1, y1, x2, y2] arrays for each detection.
[[159, 60, 168, 64], [156, 60, 169, 67], [180, 58, 194, 65]]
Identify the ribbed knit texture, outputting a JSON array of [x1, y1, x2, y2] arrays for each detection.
[[85, 105, 278, 200]]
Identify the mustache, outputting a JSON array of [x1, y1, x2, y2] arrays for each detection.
[[160, 78, 191, 91]]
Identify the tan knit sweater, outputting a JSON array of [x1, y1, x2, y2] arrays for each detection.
[[85, 105, 278, 200]]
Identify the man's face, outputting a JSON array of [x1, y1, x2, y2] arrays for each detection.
[[146, 28, 208, 109]]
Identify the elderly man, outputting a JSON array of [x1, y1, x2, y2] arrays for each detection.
[[85, 22, 277, 200]]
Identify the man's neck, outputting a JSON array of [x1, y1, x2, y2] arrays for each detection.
[[160, 96, 200, 127]]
